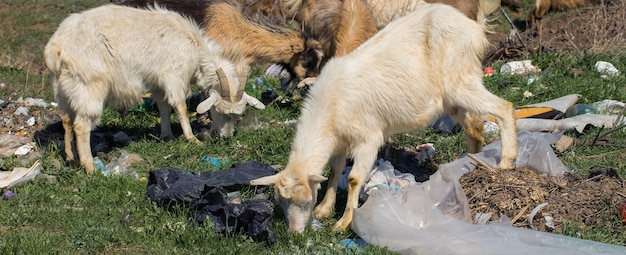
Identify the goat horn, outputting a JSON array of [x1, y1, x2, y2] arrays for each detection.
[[216, 68, 231, 100], [236, 73, 247, 101]]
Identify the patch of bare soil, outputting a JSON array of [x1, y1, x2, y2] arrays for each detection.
[[486, 1, 626, 60], [460, 166, 626, 233]]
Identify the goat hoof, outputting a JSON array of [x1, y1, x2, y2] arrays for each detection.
[[497, 161, 516, 170], [332, 218, 351, 232], [313, 206, 332, 219]]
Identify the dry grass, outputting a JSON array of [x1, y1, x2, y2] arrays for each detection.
[[587, 1, 626, 54]]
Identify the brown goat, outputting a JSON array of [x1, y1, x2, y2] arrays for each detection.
[[528, 0, 602, 28], [202, 0, 316, 83], [335, 0, 379, 57], [283, 0, 378, 87], [111, 0, 289, 24]]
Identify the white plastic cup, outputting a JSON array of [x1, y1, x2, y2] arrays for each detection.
[[595, 61, 620, 76], [500, 60, 540, 75]]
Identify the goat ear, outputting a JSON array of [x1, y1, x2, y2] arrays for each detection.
[[243, 93, 265, 109], [309, 174, 327, 183], [196, 93, 219, 114], [250, 174, 279, 186]]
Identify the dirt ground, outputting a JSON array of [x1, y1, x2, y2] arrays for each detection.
[[1, 0, 625, 235]]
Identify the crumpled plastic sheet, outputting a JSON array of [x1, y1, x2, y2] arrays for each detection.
[[146, 160, 275, 206], [146, 160, 276, 244], [0, 134, 34, 158], [189, 186, 276, 245], [352, 131, 626, 254]]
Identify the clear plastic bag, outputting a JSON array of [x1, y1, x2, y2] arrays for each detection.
[[352, 131, 626, 255], [102, 150, 139, 179]]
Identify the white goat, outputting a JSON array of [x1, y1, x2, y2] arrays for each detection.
[[251, 2, 518, 233], [44, 4, 260, 173]]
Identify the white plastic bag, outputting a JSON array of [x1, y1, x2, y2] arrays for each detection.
[[352, 131, 626, 254]]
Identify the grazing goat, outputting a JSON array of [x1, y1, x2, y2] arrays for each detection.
[[44, 4, 258, 173], [528, 0, 602, 28], [335, 0, 378, 56], [251, 3, 518, 232], [202, 0, 321, 87], [113, 0, 319, 84], [281, 0, 378, 87]]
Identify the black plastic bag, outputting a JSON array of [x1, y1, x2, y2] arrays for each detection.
[[145, 160, 277, 244], [146, 160, 275, 206], [189, 186, 276, 245]]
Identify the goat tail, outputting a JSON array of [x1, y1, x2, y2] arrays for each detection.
[[44, 43, 63, 76]]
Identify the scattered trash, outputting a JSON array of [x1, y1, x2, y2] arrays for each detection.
[[3, 190, 16, 199], [528, 202, 549, 230], [338, 159, 417, 201], [339, 238, 369, 253], [265, 63, 289, 78], [188, 186, 276, 244], [112, 131, 131, 145], [587, 167, 621, 180], [13, 143, 34, 156], [473, 212, 492, 225], [516, 113, 623, 133], [0, 160, 43, 188], [595, 61, 620, 76], [500, 60, 541, 75], [101, 150, 141, 179], [544, 216, 556, 229], [523, 94, 579, 113], [523, 90, 534, 98], [508, 94, 626, 132], [430, 114, 461, 134], [395, 153, 438, 183], [483, 67, 494, 77], [94, 157, 105, 171], [17, 97, 49, 108], [200, 156, 230, 169], [592, 99, 625, 115], [352, 131, 626, 255], [261, 88, 278, 105], [25, 117, 35, 126], [255, 76, 267, 88], [482, 120, 500, 134], [14, 106, 29, 116], [311, 218, 323, 230], [226, 191, 242, 204], [564, 104, 597, 117], [147, 161, 277, 243], [147, 161, 276, 206], [128, 96, 153, 112], [415, 143, 435, 163]]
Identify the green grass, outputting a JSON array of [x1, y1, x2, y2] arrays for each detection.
[[1, 0, 626, 254]]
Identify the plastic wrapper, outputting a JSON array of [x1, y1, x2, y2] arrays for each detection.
[[352, 131, 626, 254]]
